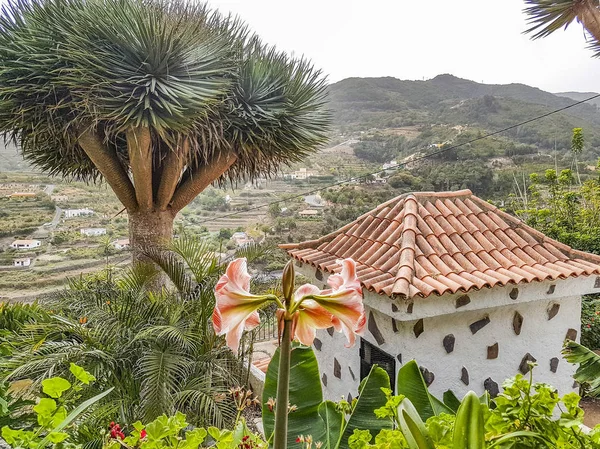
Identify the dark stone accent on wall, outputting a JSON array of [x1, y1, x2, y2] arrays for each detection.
[[397, 353, 402, 364], [368, 311, 385, 345], [322, 373, 327, 386], [484, 378, 500, 398], [461, 367, 469, 385], [487, 343, 499, 359], [347, 393, 353, 403], [295, 260, 303, 267], [513, 312, 523, 335], [470, 316, 490, 334], [407, 302, 414, 314], [550, 357, 559, 373], [334, 358, 341, 379], [348, 366, 356, 381], [313, 338, 322, 351], [547, 303, 560, 320], [456, 295, 471, 308], [566, 328, 578, 341], [547, 284, 556, 294], [414, 319, 424, 338], [392, 318, 398, 333], [392, 303, 399, 313], [419, 366, 435, 386], [315, 269, 323, 281], [519, 353, 537, 374], [327, 327, 335, 337], [595, 277, 600, 288], [509, 288, 519, 300], [443, 334, 455, 353], [573, 381, 579, 389]]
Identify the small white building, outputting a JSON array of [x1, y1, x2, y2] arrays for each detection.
[[231, 232, 254, 248], [80, 228, 107, 237], [64, 208, 94, 218], [284, 168, 315, 180], [282, 189, 600, 399], [51, 195, 68, 202], [10, 239, 41, 250], [382, 160, 398, 170], [113, 238, 130, 250], [13, 257, 31, 267], [298, 209, 319, 218]]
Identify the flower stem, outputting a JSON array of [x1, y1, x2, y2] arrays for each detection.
[[273, 319, 292, 449]]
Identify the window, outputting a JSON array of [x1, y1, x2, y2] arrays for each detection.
[[360, 338, 396, 391]]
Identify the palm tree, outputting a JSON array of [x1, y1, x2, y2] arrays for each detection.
[[0, 241, 243, 440], [0, 0, 330, 261], [524, 1, 600, 53]]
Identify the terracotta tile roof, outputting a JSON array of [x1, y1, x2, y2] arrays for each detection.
[[280, 190, 600, 299]]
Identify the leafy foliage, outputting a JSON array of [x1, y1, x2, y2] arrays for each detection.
[[0, 0, 330, 183], [1, 365, 112, 449], [0, 239, 266, 444]]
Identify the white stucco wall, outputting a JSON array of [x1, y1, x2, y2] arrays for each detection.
[[297, 263, 600, 401]]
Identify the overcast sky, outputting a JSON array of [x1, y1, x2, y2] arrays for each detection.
[[209, 0, 600, 93]]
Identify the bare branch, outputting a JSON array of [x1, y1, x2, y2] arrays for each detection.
[[156, 139, 188, 210], [170, 151, 237, 214], [78, 129, 138, 211], [127, 127, 153, 211]]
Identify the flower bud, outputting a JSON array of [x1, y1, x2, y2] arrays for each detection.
[[282, 260, 295, 302]]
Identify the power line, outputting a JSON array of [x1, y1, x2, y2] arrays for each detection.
[[196, 92, 600, 226]]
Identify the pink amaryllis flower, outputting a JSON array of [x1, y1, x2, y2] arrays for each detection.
[[213, 257, 365, 351], [212, 258, 276, 352]]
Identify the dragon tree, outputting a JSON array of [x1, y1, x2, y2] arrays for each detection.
[[0, 0, 329, 260]]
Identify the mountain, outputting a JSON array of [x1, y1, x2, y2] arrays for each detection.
[[328, 74, 600, 155], [555, 91, 600, 109]]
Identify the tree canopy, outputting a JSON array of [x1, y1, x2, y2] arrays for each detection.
[[0, 0, 329, 218]]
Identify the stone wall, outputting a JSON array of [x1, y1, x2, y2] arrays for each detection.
[[299, 264, 598, 402]]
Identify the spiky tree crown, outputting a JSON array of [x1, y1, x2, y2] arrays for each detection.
[[0, 0, 329, 196]]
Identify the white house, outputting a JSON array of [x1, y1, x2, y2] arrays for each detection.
[[10, 239, 41, 250], [284, 168, 315, 180], [64, 208, 94, 218], [113, 238, 130, 250], [382, 160, 398, 170], [80, 228, 107, 237], [298, 209, 319, 218], [13, 257, 31, 267], [231, 232, 254, 248], [281, 189, 600, 399]]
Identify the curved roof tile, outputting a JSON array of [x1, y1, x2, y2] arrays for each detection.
[[280, 190, 600, 299]]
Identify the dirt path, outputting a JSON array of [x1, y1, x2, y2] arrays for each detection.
[[582, 398, 600, 427]]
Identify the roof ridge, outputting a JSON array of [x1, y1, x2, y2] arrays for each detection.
[[391, 195, 419, 298]]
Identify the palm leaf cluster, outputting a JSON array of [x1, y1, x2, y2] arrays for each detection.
[[524, 0, 600, 56], [0, 238, 269, 441], [0, 0, 330, 193]]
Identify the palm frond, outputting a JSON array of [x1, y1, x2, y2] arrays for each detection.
[[563, 340, 600, 395], [523, 0, 583, 39]]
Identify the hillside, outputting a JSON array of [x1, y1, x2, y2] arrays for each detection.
[[329, 74, 600, 155], [555, 91, 600, 108], [0, 141, 31, 172]]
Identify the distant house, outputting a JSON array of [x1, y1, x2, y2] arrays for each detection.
[[382, 160, 398, 170], [284, 168, 315, 180], [113, 238, 130, 250], [304, 194, 325, 208], [64, 208, 94, 218], [231, 232, 254, 248], [51, 195, 68, 202], [13, 257, 31, 267], [298, 209, 319, 218], [80, 228, 107, 237], [10, 239, 41, 250]]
